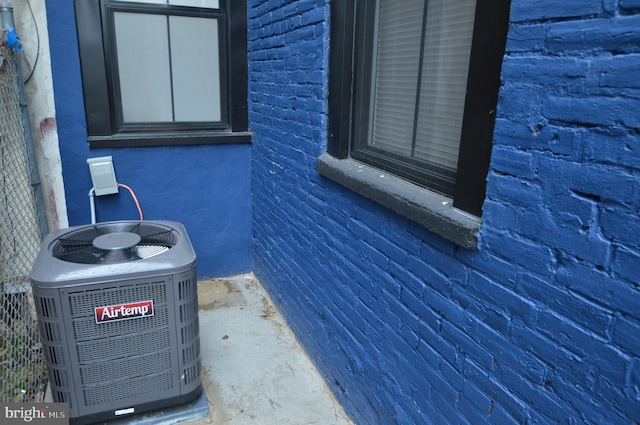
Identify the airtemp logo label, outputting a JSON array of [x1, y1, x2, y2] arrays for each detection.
[[94, 300, 154, 324]]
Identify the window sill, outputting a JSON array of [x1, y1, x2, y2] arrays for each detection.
[[88, 131, 252, 149], [316, 154, 480, 249]]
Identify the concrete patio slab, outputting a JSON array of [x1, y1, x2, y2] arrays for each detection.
[[190, 273, 353, 425]]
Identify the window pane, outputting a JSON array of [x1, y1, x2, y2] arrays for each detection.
[[114, 12, 173, 123], [366, 0, 476, 173], [369, 0, 424, 157], [170, 0, 219, 8], [114, 0, 167, 4], [113, 0, 219, 9], [169, 16, 222, 122], [415, 0, 476, 171]]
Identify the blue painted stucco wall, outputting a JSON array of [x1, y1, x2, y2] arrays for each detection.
[[249, 0, 640, 424], [44, 0, 252, 278]]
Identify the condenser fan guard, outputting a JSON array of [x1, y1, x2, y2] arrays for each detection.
[[52, 221, 176, 264]]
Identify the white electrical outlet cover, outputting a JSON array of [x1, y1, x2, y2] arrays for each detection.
[[87, 156, 119, 196]]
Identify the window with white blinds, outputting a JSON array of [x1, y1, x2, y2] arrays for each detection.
[[74, 0, 250, 148], [326, 0, 510, 222], [353, 0, 477, 196]]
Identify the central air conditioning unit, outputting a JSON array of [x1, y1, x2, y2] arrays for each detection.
[[30, 220, 201, 425]]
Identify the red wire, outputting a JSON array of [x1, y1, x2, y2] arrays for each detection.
[[118, 183, 144, 221]]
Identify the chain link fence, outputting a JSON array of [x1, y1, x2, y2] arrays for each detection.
[[0, 33, 47, 402]]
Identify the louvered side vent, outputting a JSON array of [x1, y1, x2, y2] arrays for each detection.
[[66, 280, 174, 406], [177, 274, 201, 389], [34, 295, 73, 408]]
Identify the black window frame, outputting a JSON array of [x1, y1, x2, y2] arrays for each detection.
[[324, 0, 510, 218], [74, 0, 250, 148]]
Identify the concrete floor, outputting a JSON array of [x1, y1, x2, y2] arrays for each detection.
[[188, 273, 354, 425]]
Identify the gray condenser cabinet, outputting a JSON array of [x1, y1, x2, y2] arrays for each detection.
[[30, 220, 201, 425]]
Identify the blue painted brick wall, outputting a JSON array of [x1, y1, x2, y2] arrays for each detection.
[[249, 0, 640, 423]]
